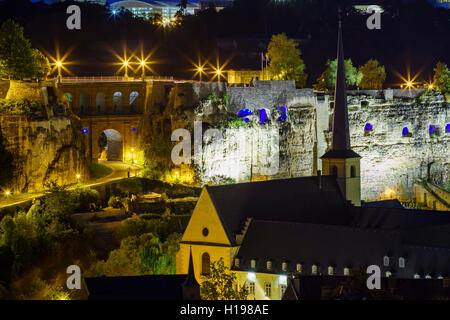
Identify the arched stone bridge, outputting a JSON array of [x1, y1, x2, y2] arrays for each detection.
[[57, 81, 149, 163]]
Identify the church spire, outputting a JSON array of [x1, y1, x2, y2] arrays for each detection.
[[332, 11, 351, 151], [182, 246, 199, 288]]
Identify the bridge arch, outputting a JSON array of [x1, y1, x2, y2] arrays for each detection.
[[98, 129, 123, 161], [96, 92, 106, 114], [130, 91, 139, 113], [113, 91, 123, 114], [79, 93, 90, 115]]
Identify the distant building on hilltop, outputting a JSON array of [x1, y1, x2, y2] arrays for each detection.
[[47, 0, 107, 5], [110, 1, 199, 20]]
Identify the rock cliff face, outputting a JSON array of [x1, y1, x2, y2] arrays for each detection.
[[0, 115, 88, 192], [148, 81, 449, 201]]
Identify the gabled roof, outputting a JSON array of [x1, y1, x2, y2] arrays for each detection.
[[233, 220, 400, 273], [84, 274, 187, 300], [205, 176, 352, 245]]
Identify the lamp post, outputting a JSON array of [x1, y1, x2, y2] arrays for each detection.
[[140, 61, 146, 80], [216, 69, 222, 84], [123, 60, 129, 79], [198, 67, 203, 82], [56, 61, 62, 82]]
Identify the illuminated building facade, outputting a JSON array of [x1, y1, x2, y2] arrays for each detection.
[[47, 0, 107, 5], [110, 1, 199, 20]]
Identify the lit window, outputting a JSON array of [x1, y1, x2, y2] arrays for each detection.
[[248, 282, 255, 295], [282, 262, 287, 272], [414, 274, 420, 279], [279, 275, 287, 285], [383, 256, 390, 266], [201, 252, 210, 275], [250, 259, 256, 269], [385, 271, 392, 278], [328, 266, 334, 275], [344, 267, 350, 276], [425, 274, 432, 279], [296, 263, 302, 273], [264, 283, 272, 298], [267, 261, 272, 271], [399, 257, 405, 268], [280, 284, 287, 298], [235, 258, 240, 268], [312, 265, 318, 275]]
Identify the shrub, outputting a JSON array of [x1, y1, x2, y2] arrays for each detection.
[[0, 98, 44, 115], [118, 178, 143, 195], [108, 196, 122, 208], [72, 187, 99, 212]]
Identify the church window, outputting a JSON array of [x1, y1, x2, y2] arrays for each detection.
[[264, 283, 272, 298], [267, 261, 272, 271], [364, 123, 373, 131], [282, 262, 287, 272], [280, 284, 287, 298], [312, 265, 318, 275], [344, 267, 350, 276], [296, 263, 302, 273], [332, 166, 338, 177], [248, 282, 255, 295], [251, 259, 256, 269], [201, 252, 210, 275], [383, 256, 390, 266], [202, 227, 209, 237], [399, 257, 405, 268], [328, 266, 334, 275], [350, 166, 356, 178]]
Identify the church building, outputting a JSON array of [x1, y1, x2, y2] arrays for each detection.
[[176, 19, 450, 300]]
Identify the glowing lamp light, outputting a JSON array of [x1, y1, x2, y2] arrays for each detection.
[[82, 128, 88, 134], [56, 61, 62, 67], [279, 275, 287, 285], [123, 61, 128, 67], [247, 272, 256, 282], [112, 10, 117, 15], [76, 174, 81, 179], [140, 60, 146, 66], [197, 67, 203, 72], [446, 124, 450, 133], [5, 191, 11, 196], [131, 148, 135, 152], [406, 81, 412, 87], [134, 160, 138, 164], [428, 84, 433, 89], [132, 127, 136, 131], [278, 106, 287, 122], [216, 69, 222, 75]]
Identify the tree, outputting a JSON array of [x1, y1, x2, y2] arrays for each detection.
[[433, 62, 450, 95], [31, 49, 50, 80], [358, 59, 386, 90], [0, 20, 34, 79], [200, 258, 248, 300], [314, 58, 363, 91], [266, 33, 307, 87]]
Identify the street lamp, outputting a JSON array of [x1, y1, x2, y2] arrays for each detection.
[[123, 60, 129, 79], [56, 61, 62, 81], [5, 191, 11, 197], [140, 61, 146, 80]]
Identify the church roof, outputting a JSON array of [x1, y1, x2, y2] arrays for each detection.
[[232, 220, 400, 273], [206, 175, 353, 245], [84, 274, 188, 300]]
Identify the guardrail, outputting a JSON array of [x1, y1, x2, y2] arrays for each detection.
[[46, 76, 175, 82]]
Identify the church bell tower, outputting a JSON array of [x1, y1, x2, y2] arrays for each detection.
[[321, 16, 361, 206]]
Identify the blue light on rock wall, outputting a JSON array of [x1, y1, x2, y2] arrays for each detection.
[[238, 109, 252, 117], [364, 123, 373, 131], [82, 128, 88, 134], [132, 127, 136, 131], [259, 109, 268, 123], [446, 124, 450, 133], [243, 118, 250, 123], [402, 127, 409, 136], [278, 106, 287, 122], [429, 125, 436, 135]]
